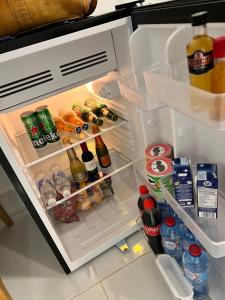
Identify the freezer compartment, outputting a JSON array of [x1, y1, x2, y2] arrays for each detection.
[[0, 30, 117, 112], [48, 164, 139, 266], [118, 72, 163, 111]]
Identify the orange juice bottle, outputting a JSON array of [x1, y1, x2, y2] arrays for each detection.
[[59, 110, 89, 131], [210, 37, 225, 120]]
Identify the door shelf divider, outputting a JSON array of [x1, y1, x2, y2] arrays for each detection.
[[136, 159, 225, 258], [45, 149, 133, 210], [15, 117, 127, 169]]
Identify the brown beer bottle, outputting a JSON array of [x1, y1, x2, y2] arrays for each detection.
[[92, 125, 111, 169]]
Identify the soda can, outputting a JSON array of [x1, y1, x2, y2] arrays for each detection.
[[35, 105, 60, 143], [20, 111, 47, 149]]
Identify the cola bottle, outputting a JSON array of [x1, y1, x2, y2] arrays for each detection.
[[138, 185, 156, 215], [142, 198, 164, 255]]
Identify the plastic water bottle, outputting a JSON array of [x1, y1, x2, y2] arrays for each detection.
[[36, 173, 57, 207], [182, 226, 202, 252], [50, 165, 71, 198], [157, 200, 173, 221], [183, 244, 209, 299], [160, 216, 183, 264]]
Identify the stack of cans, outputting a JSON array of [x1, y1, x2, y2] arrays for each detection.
[[21, 105, 60, 149]]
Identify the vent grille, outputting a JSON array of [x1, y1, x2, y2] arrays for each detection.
[[0, 70, 53, 98], [60, 51, 108, 77]]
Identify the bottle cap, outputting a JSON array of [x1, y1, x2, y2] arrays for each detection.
[[213, 36, 225, 58], [165, 216, 176, 227], [92, 125, 100, 134], [139, 185, 149, 195], [189, 244, 202, 256], [143, 199, 155, 210], [191, 11, 208, 26], [96, 118, 104, 127]]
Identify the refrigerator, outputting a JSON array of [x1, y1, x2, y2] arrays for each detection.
[[1, 0, 225, 298]]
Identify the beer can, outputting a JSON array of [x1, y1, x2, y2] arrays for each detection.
[[20, 111, 47, 149], [145, 143, 173, 161], [146, 157, 174, 197], [35, 105, 60, 143]]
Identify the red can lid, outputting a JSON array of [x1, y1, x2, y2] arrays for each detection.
[[146, 157, 173, 177], [189, 244, 202, 257], [145, 143, 172, 159], [213, 36, 225, 59], [165, 216, 176, 227], [143, 199, 155, 210], [139, 185, 149, 195]]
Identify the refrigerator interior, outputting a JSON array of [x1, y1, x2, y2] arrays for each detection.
[[0, 73, 149, 269]]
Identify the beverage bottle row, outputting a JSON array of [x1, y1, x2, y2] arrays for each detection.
[[138, 185, 209, 299]]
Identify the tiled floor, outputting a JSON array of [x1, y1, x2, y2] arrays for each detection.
[[0, 210, 175, 300]]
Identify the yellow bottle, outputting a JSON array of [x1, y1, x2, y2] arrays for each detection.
[[186, 11, 214, 111], [210, 37, 225, 120]]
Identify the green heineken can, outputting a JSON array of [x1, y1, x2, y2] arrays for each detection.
[[20, 111, 47, 149], [35, 105, 60, 144]]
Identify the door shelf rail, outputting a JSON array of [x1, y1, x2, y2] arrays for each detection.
[[136, 159, 225, 258], [15, 117, 127, 169], [44, 149, 133, 210]]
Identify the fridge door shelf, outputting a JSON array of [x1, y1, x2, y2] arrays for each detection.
[[118, 72, 163, 111], [44, 149, 133, 210], [49, 163, 139, 267], [144, 63, 225, 131], [135, 159, 225, 258], [156, 254, 194, 300], [15, 117, 127, 168]]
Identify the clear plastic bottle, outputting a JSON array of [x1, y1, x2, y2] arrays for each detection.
[[160, 216, 183, 264], [36, 173, 57, 207], [183, 244, 209, 299], [50, 165, 71, 198], [182, 226, 202, 252]]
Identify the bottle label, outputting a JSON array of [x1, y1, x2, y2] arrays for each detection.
[[144, 224, 160, 237], [187, 50, 214, 75], [84, 159, 97, 171], [99, 155, 111, 167], [162, 239, 178, 251], [184, 268, 208, 283]]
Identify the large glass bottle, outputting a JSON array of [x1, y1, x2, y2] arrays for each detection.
[[92, 125, 111, 169], [187, 11, 214, 92], [80, 142, 100, 182], [72, 104, 103, 127], [84, 99, 118, 121], [67, 148, 87, 183]]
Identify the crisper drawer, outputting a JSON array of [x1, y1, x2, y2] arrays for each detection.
[[0, 31, 117, 112]]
